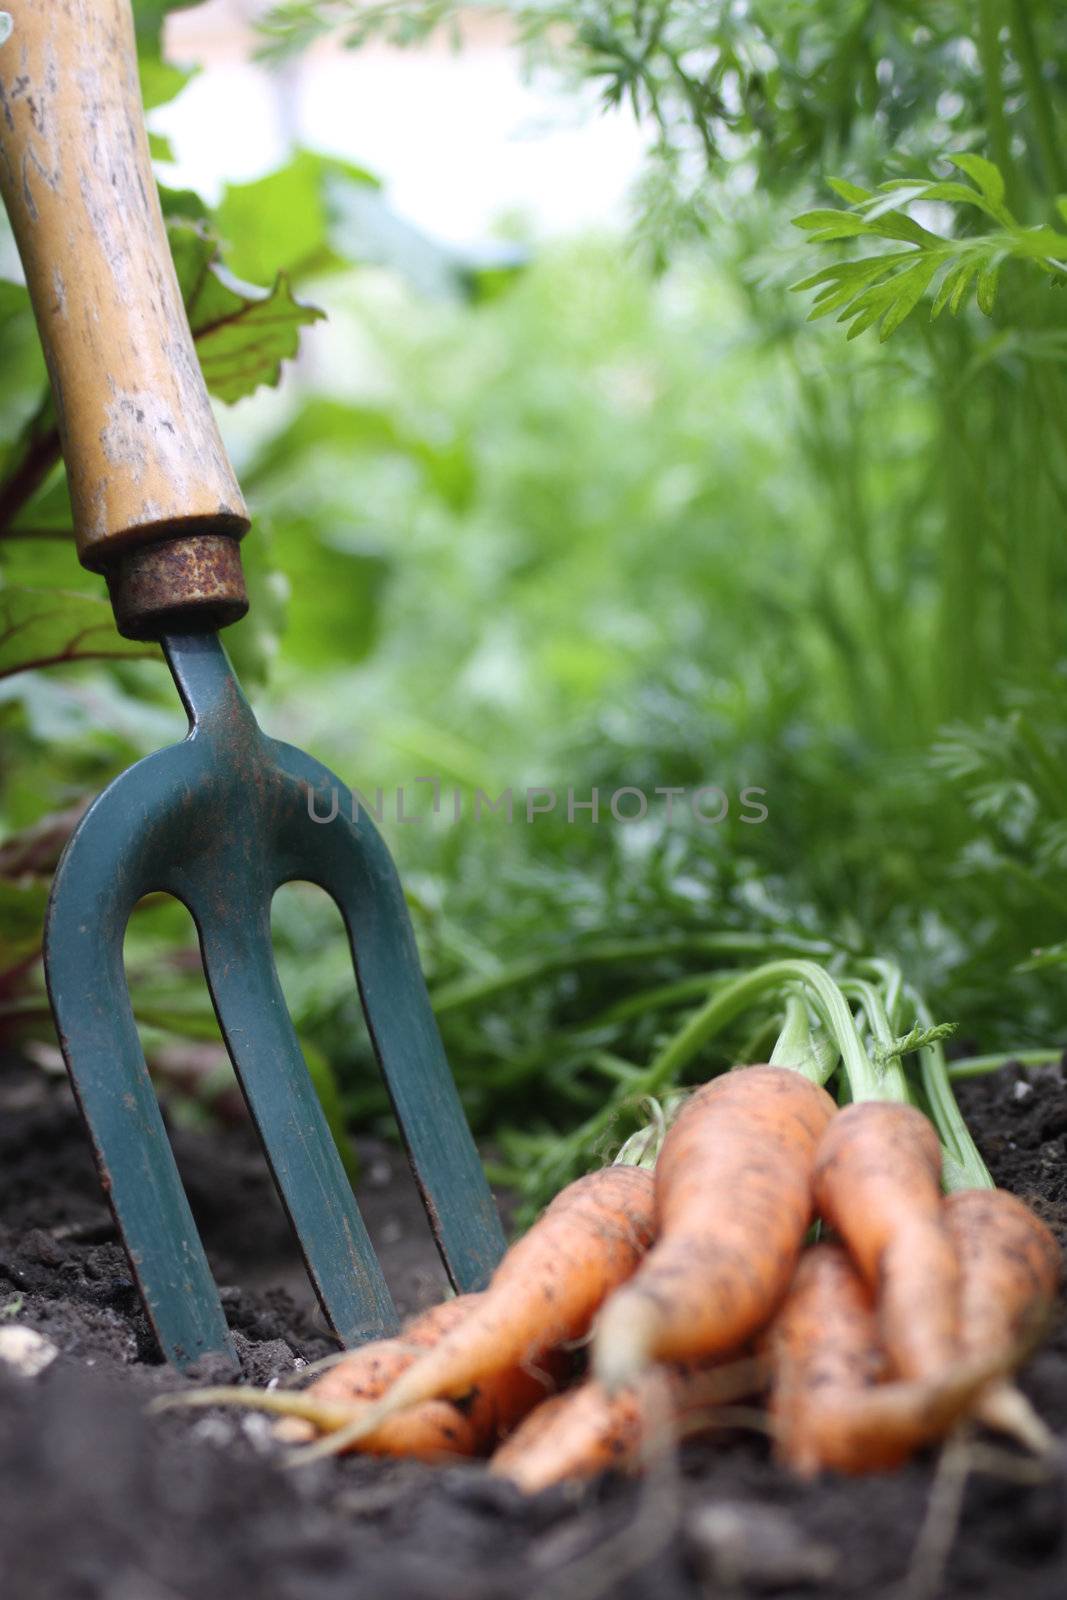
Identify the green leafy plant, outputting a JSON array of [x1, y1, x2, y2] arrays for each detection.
[[792, 157, 1067, 339]]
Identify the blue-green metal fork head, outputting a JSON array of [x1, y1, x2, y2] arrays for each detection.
[[43, 632, 505, 1371]]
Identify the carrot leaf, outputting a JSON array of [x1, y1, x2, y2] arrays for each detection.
[[792, 158, 1067, 339]]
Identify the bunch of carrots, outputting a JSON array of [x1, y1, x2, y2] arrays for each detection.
[[161, 963, 1061, 1492]]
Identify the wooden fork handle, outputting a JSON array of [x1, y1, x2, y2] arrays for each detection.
[[0, 1, 250, 634]]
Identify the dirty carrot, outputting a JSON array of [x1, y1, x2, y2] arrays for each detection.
[[290, 1296, 476, 1410], [490, 1359, 766, 1493], [152, 1296, 475, 1419], [158, 1360, 546, 1463], [295, 1163, 657, 1463], [946, 1187, 1062, 1452], [813, 1100, 959, 1381], [593, 1065, 836, 1390], [169, 1382, 487, 1462], [272, 1294, 478, 1446], [768, 1242, 994, 1476], [283, 1357, 550, 1461], [151, 1292, 554, 1462]]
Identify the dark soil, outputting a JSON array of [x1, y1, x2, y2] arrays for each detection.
[[2, 1054, 1067, 1600]]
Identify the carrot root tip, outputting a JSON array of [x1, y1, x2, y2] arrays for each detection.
[[978, 1382, 1057, 1457], [147, 1386, 355, 1433], [592, 1293, 657, 1393]]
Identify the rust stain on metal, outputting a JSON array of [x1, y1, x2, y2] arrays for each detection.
[[106, 532, 248, 640]]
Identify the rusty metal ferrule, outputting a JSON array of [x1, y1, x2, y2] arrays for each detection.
[[105, 532, 249, 640]]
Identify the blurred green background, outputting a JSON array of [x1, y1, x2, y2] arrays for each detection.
[[2, 1, 1066, 1199]]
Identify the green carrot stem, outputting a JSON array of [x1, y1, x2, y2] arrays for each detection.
[[905, 986, 993, 1191], [839, 978, 910, 1102], [643, 958, 880, 1101], [948, 1048, 1063, 1079], [429, 932, 834, 1014], [594, 971, 735, 1025], [769, 991, 836, 1085], [587, 1051, 643, 1083], [1008, 0, 1066, 196], [612, 1091, 689, 1169], [977, 0, 1019, 211]]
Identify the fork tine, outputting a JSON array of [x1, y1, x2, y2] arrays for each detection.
[[270, 750, 509, 1291], [45, 631, 504, 1372], [196, 903, 399, 1346], [44, 789, 236, 1372], [161, 632, 504, 1316]]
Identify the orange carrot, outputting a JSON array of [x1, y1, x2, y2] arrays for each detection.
[[813, 1101, 959, 1381], [296, 1163, 657, 1462], [291, 1296, 477, 1411], [946, 1187, 1061, 1452], [325, 1358, 552, 1461], [490, 1376, 664, 1492], [272, 1295, 479, 1446], [490, 1360, 765, 1493], [593, 1066, 836, 1389], [769, 1242, 999, 1477], [157, 1292, 555, 1462]]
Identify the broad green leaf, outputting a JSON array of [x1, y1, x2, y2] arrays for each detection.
[[168, 221, 325, 403], [167, 222, 217, 301], [138, 55, 192, 111], [215, 149, 378, 287], [148, 131, 175, 162], [158, 184, 211, 222], [133, 2, 200, 110], [132, 0, 201, 35], [4, 473, 73, 540], [192, 270, 324, 403], [0, 283, 46, 446], [0, 587, 150, 680], [0, 280, 28, 328], [0, 532, 81, 592], [265, 514, 390, 670]]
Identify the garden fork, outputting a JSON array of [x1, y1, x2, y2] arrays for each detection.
[[0, 0, 505, 1369]]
